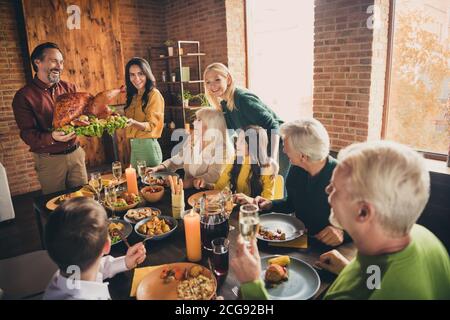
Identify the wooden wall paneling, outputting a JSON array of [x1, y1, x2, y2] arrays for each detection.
[[21, 0, 125, 168]]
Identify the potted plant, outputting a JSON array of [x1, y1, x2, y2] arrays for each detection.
[[191, 93, 209, 107], [164, 40, 175, 56], [180, 90, 193, 107]]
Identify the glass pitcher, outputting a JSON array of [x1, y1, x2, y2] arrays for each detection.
[[197, 193, 229, 252]]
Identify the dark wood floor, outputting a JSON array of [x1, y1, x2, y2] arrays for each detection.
[[0, 191, 42, 259]]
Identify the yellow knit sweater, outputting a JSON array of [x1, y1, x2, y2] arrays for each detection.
[[125, 88, 164, 139]]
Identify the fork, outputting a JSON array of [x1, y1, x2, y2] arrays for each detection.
[[111, 228, 131, 248]]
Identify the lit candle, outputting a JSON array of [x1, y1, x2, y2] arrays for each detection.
[[125, 166, 139, 195], [184, 210, 202, 262]]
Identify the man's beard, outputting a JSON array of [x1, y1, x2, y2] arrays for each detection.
[[329, 209, 344, 230], [47, 69, 61, 84]]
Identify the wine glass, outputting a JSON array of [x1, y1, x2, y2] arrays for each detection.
[[221, 187, 235, 231], [239, 204, 260, 246], [136, 160, 147, 187], [105, 184, 118, 219], [89, 172, 103, 203], [112, 161, 122, 186]]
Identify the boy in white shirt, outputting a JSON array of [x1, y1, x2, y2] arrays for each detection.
[[43, 197, 146, 300]]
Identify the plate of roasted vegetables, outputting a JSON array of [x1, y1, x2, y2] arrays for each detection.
[[261, 255, 320, 300], [136, 263, 217, 300], [134, 215, 177, 240]]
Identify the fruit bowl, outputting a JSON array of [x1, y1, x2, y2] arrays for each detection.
[[141, 185, 165, 203]]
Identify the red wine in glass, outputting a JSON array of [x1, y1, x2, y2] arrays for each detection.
[[212, 248, 229, 276]]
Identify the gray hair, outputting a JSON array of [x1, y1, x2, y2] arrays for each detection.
[[280, 118, 330, 161], [338, 140, 430, 237]]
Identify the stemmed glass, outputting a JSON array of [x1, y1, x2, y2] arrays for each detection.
[[238, 204, 260, 246], [105, 184, 118, 219], [221, 187, 235, 231], [89, 172, 103, 203], [136, 160, 147, 187], [112, 161, 122, 186]]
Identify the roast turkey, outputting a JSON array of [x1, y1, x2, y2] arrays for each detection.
[[52, 87, 125, 128]]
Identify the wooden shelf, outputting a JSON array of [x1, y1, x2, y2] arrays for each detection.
[[151, 53, 206, 61]]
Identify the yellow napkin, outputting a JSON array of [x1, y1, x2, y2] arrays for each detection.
[[268, 234, 308, 249], [130, 265, 161, 297]]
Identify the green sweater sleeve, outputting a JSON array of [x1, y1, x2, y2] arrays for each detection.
[[240, 280, 269, 300]]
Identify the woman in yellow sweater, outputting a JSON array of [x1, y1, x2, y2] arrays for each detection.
[[198, 125, 277, 202], [124, 57, 164, 169]]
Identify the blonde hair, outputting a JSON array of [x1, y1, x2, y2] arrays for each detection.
[[195, 107, 235, 163], [280, 118, 330, 161], [203, 63, 236, 111], [338, 140, 430, 237]]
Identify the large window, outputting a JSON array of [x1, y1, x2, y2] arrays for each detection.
[[246, 0, 314, 121], [385, 0, 449, 155]]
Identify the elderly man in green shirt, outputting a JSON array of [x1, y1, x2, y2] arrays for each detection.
[[231, 140, 450, 300]]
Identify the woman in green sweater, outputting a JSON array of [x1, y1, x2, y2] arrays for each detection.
[[203, 63, 287, 177], [232, 141, 450, 300]]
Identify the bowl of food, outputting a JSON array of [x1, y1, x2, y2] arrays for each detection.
[[105, 192, 141, 212], [124, 207, 161, 224], [141, 185, 164, 203], [135, 215, 177, 240], [108, 219, 132, 246]]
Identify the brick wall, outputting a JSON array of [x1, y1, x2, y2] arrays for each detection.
[[313, 0, 385, 151], [165, 0, 228, 74], [120, 0, 167, 63], [0, 0, 40, 195]]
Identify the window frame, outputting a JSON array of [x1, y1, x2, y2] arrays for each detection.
[[381, 0, 448, 162]]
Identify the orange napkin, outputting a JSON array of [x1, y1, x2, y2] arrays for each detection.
[[130, 265, 161, 297], [268, 234, 308, 249]]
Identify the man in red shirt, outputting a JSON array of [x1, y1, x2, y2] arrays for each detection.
[[12, 42, 87, 194]]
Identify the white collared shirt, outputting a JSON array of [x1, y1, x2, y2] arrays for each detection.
[[43, 255, 128, 300]]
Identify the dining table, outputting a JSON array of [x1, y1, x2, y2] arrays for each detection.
[[32, 181, 356, 300]]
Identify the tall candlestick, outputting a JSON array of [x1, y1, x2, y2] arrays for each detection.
[[184, 210, 202, 262], [125, 166, 139, 195]]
